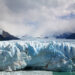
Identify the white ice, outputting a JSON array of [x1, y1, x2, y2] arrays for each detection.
[[0, 39, 75, 72]]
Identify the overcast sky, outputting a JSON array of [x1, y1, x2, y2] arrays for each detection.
[[0, 0, 75, 37]]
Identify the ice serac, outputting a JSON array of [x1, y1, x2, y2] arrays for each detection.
[[0, 40, 75, 72]]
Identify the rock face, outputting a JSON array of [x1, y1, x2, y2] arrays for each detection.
[[55, 33, 75, 39], [0, 30, 19, 40], [0, 40, 75, 72]]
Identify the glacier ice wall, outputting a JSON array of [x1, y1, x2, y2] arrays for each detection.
[[0, 40, 75, 71]]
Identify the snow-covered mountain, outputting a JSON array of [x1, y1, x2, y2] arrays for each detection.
[[19, 35, 33, 39]]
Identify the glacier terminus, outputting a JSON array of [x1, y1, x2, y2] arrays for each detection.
[[0, 39, 75, 72]]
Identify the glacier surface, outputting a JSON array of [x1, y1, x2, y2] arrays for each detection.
[[0, 39, 75, 72]]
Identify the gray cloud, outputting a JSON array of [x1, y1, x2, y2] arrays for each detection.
[[0, 0, 75, 37]]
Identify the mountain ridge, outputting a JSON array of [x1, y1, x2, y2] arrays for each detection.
[[55, 33, 75, 39], [0, 30, 19, 40]]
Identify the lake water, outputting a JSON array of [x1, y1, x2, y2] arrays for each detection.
[[0, 71, 75, 75]]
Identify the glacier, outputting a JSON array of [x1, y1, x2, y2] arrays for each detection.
[[0, 39, 75, 72]]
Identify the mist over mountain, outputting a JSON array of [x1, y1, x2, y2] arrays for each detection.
[[19, 32, 75, 39], [0, 0, 75, 37]]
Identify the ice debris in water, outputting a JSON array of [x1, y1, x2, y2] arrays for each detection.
[[0, 40, 75, 71]]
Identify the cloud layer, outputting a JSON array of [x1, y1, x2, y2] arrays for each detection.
[[0, 0, 75, 37]]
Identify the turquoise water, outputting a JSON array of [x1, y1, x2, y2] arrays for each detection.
[[0, 71, 75, 75], [53, 72, 75, 75]]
